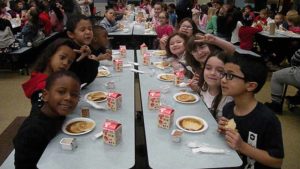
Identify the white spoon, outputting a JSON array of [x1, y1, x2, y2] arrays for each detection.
[[186, 66, 195, 75], [86, 100, 107, 110]]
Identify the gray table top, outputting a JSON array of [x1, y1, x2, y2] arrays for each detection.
[[108, 21, 134, 36], [37, 50, 136, 169], [136, 50, 242, 169], [133, 23, 157, 36], [258, 30, 290, 38]]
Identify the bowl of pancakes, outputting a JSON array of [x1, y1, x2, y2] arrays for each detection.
[[176, 116, 208, 133], [173, 92, 199, 104], [157, 73, 175, 82], [62, 117, 96, 135], [85, 91, 108, 103]]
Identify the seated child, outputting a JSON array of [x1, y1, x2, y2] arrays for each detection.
[[197, 51, 233, 118], [167, 3, 177, 27], [20, 7, 39, 46], [66, 14, 99, 85], [22, 38, 77, 113], [218, 53, 284, 168], [242, 5, 255, 21], [90, 25, 112, 61], [99, 8, 122, 33], [254, 8, 268, 26], [14, 70, 81, 169], [155, 11, 174, 49], [152, 2, 163, 27], [274, 13, 284, 29], [165, 32, 188, 65], [239, 14, 263, 50], [186, 33, 235, 91], [265, 49, 300, 114]]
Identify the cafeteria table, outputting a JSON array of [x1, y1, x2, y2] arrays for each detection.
[[37, 50, 136, 169], [136, 50, 243, 169]]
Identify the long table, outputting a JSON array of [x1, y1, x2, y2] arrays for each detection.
[[37, 50, 136, 169], [136, 50, 242, 169]]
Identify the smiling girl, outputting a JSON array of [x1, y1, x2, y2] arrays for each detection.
[[165, 32, 188, 67], [198, 52, 233, 118]]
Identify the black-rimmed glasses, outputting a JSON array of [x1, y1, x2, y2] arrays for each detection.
[[220, 72, 245, 80]]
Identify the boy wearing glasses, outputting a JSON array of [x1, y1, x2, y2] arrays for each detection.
[[218, 53, 284, 169]]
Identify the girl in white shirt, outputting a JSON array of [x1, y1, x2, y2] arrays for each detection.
[[197, 51, 233, 118]]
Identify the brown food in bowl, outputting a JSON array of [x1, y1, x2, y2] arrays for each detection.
[[66, 121, 94, 133], [180, 118, 203, 131]]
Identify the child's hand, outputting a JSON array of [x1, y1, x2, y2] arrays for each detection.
[[195, 34, 217, 44], [225, 129, 244, 151], [159, 36, 168, 49], [217, 116, 229, 134], [188, 73, 200, 91], [102, 52, 112, 60], [106, 49, 112, 55], [74, 45, 91, 62]]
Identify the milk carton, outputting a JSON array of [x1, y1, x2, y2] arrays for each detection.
[[107, 92, 122, 111], [143, 52, 151, 66], [174, 70, 184, 86], [148, 90, 160, 110], [103, 119, 122, 146], [119, 45, 127, 57], [158, 106, 175, 129], [113, 59, 123, 72]]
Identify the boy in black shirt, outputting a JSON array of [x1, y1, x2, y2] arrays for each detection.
[[14, 71, 80, 169], [66, 14, 99, 86], [218, 53, 284, 169], [90, 25, 112, 61]]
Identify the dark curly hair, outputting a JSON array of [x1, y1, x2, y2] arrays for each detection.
[[33, 38, 77, 73]]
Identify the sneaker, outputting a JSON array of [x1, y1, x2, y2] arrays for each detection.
[[265, 102, 283, 114]]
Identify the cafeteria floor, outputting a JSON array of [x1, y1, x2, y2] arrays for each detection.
[[0, 71, 299, 169]]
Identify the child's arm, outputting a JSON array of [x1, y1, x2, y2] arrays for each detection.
[[195, 34, 236, 55], [89, 52, 112, 61], [225, 130, 283, 168]]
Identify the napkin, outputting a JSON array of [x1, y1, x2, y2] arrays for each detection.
[[192, 147, 226, 154]]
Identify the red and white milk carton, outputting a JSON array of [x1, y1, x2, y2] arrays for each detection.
[[143, 52, 150, 66], [174, 70, 184, 86], [107, 92, 122, 111], [148, 90, 160, 110], [119, 45, 127, 57], [103, 119, 122, 146], [113, 59, 123, 72], [158, 106, 175, 129], [140, 43, 148, 55]]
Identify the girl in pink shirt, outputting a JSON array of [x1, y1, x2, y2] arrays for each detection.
[[155, 11, 174, 39]]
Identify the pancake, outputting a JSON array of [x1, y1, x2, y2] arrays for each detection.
[[160, 74, 174, 81], [97, 70, 109, 77], [155, 62, 170, 69], [176, 94, 196, 102], [225, 119, 236, 130], [87, 92, 107, 101], [180, 118, 203, 131], [66, 121, 94, 134]]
